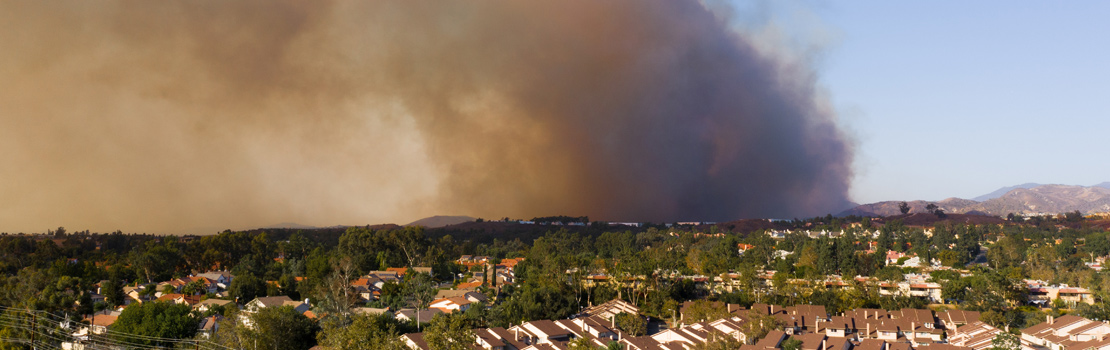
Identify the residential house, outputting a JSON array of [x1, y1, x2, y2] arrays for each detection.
[[581, 299, 641, 320], [401, 333, 430, 350], [197, 271, 234, 289], [1022, 315, 1110, 350], [352, 307, 391, 317], [193, 298, 234, 313], [434, 290, 489, 304], [85, 311, 120, 335], [509, 320, 573, 345], [1026, 280, 1095, 306], [351, 277, 381, 301], [429, 296, 473, 313], [197, 315, 223, 339], [244, 296, 310, 314], [396, 308, 444, 324], [156, 293, 202, 306], [949, 321, 1002, 350]]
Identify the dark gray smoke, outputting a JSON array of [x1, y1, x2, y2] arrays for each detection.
[[0, 0, 853, 233]]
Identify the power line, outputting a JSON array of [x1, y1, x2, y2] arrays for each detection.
[[0, 306, 238, 350]]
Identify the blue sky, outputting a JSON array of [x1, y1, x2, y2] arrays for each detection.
[[742, 1, 1110, 203]]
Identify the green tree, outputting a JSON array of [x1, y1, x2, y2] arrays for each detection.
[[403, 269, 438, 328], [739, 309, 782, 344], [781, 337, 803, 350], [567, 337, 601, 350], [681, 300, 729, 323], [279, 274, 301, 300], [102, 273, 125, 306], [315, 258, 359, 316], [424, 314, 475, 350], [317, 313, 407, 350], [937, 250, 964, 267], [245, 306, 319, 350], [182, 279, 207, 296], [899, 202, 911, 215], [692, 335, 744, 350], [111, 302, 198, 346], [615, 312, 647, 336], [941, 279, 969, 304], [991, 332, 1019, 350], [228, 273, 266, 303]]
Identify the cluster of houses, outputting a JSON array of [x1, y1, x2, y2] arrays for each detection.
[[73, 255, 529, 343], [397, 299, 1013, 350], [84, 271, 236, 307], [349, 267, 430, 303], [60, 248, 1110, 350]]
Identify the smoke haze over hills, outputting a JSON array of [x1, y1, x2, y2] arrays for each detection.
[[0, 1, 854, 233]]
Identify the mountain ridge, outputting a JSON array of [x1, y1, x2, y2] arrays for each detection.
[[406, 215, 476, 228], [973, 182, 1044, 201], [842, 183, 1110, 217]]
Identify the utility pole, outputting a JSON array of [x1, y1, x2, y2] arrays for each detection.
[[30, 312, 36, 350]]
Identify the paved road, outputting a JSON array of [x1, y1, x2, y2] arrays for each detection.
[[968, 246, 989, 266]]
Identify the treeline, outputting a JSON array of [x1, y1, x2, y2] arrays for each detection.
[[2, 214, 1110, 346]]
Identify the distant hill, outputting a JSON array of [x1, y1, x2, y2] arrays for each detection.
[[839, 198, 977, 217], [973, 183, 1044, 201], [406, 215, 476, 228], [261, 222, 319, 230], [967, 185, 1110, 215], [841, 183, 1110, 217]]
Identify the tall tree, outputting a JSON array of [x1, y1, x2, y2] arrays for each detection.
[[102, 270, 125, 306], [228, 273, 266, 303], [243, 306, 319, 350], [404, 269, 437, 329], [424, 314, 475, 350], [315, 257, 358, 316], [111, 302, 198, 346], [317, 313, 407, 350]]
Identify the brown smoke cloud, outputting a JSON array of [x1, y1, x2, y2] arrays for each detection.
[[0, 0, 853, 233]]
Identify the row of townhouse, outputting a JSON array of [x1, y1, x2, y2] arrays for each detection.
[[399, 297, 995, 350], [689, 303, 987, 345], [582, 267, 1101, 307], [1021, 315, 1110, 350], [947, 322, 1004, 350], [582, 270, 945, 304], [1025, 280, 1094, 306], [401, 299, 635, 350]]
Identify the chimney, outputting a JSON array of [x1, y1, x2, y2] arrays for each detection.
[[822, 339, 827, 350], [911, 322, 916, 341], [729, 304, 734, 313], [515, 327, 519, 340], [612, 315, 616, 329], [1048, 315, 1054, 325], [865, 310, 869, 319]]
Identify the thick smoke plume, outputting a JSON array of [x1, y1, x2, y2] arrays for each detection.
[[0, 1, 853, 233]]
